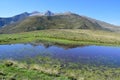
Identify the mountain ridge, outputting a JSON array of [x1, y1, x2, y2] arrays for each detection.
[[0, 11, 120, 33]]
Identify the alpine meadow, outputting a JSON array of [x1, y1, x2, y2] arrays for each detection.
[[0, 0, 120, 80]]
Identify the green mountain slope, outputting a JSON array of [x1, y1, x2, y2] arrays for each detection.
[[0, 13, 106, 33]]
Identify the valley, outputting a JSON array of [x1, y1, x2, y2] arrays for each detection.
[[0, 11, 120, 80]]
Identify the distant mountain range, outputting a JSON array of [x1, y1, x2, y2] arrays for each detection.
[[0, 10, 120, 33]]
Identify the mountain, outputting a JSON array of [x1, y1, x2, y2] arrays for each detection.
[[83, 16, 120, 32], [30, 10, 54, 16], [0, 12, 30, 28], [0, 11, 120, 33], [0, 11, 54, 28]]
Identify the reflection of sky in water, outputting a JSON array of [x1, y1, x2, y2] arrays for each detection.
[[0, 44, 120, 67]]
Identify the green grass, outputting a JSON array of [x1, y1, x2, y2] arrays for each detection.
[[1, 56, 120, 80], [0, 29, 120, 46], [0, 60, 71, 80]]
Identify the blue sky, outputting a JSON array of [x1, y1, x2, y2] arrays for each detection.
[[0, 0, 120, 25]]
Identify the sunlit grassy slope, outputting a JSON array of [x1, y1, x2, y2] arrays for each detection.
[[0, 29, 120, 46]]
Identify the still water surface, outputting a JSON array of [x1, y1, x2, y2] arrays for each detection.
[[0, 43, 120, 67]]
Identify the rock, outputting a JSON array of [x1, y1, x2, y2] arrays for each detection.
[[0, 71, 6, 76], [4, 60, 16, 67], [44, 10, 54, 16]]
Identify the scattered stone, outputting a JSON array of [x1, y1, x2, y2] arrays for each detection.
[[4, 60, 16, 67], [9, 77, 16, 80], [0, 71, 6, 76]]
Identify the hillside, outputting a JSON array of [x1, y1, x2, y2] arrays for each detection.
[[0, 29, 120, 46], [0, 11, 120, 33], [0, 12, 29, 28], [84, 16, 120, 32]]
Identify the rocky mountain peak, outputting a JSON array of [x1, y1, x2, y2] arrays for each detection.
[[44, 10, 54, 16]]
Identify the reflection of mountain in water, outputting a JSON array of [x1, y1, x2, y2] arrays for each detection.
[[29, 42, 88, 49], [0, 43, 120, 67]]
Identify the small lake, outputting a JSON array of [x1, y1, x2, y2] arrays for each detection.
[[0, 43, 120, 67]]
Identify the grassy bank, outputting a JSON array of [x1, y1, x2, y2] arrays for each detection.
[[0, 60, 71, 80], [1, 56, 120, 80], [0, 29, 120, 46]]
